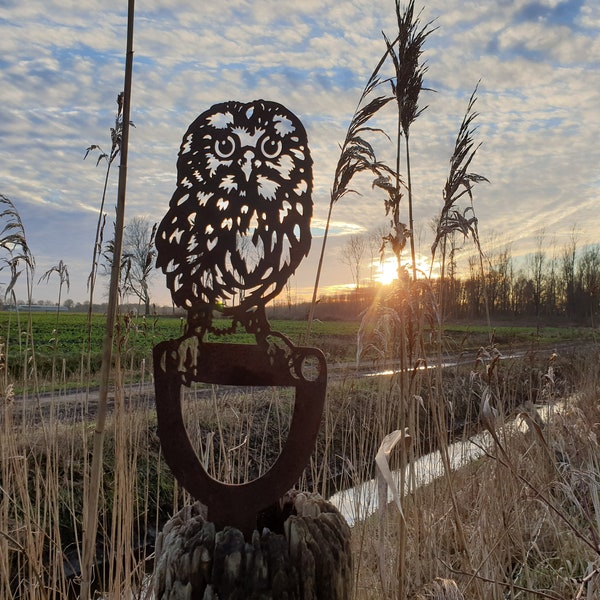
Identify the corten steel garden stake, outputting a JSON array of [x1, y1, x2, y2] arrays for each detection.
[[152, 100, 352, 598]]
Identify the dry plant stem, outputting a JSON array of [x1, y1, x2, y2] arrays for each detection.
[[306, 40, 395, 341], [404, 133, 417, 281], [441, 560, 564, 600], [395, 352, 408, 599], [306, 200, 333, 342], [433, 338, 483, 600], [80, 2, 135, 596], [395, 108, 403, 274], [484, 423, 599, 556], [0, 530, 47, 597], [85, 105, 117, 399], [574, 567, 599, 599]]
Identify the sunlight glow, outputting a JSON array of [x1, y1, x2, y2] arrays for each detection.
[[375, 257, 399, 285], [374, 254, 436, 285]]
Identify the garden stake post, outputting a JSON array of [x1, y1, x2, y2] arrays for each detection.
[[153, 100, 352, 598]]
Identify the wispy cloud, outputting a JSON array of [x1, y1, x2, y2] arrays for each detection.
[[1, 0, 598, 304]]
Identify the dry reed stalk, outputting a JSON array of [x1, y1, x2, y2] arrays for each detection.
[[381, 0, 434, 283], [351, 359, 600, 599], [80, 3, 135, 595]]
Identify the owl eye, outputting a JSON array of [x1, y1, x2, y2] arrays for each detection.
[[260, 136, 282, 159], [215, 135, 236, 159]]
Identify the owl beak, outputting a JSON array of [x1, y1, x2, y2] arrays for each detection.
[[239, 149, 254, 182]]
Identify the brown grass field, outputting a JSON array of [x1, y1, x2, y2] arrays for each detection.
[[1, 310, 599, 598]]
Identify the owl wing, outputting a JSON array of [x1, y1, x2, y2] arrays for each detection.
[[156, 187, 222, 309]]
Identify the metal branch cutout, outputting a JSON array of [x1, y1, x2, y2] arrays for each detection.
[[153, 100, 326, 536]]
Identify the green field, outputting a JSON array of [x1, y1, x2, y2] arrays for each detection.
[[0, 311, 361, 385], [0, 309, 594, 387]]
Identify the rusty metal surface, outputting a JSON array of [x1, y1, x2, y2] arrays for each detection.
[[153, 337, 326, 536], [153, 100, 326, 536]]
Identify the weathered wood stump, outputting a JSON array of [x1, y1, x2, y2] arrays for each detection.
[[154, 491, 352, 599]]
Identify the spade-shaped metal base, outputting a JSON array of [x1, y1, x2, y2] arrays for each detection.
[[153, 335, 327, 537]]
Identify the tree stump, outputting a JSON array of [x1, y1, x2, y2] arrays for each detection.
[[153, 491, 352, 599]]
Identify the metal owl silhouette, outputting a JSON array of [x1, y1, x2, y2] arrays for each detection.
[[153, 100, 326, 537], [155, 99, 313, 337]]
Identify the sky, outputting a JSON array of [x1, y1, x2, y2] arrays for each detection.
[[1, 0, 599, 307]]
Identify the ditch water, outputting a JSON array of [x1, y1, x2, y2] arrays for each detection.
[[328, 430, 492, 526], [328, 401, 560, 527]]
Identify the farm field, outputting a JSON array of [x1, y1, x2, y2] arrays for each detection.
[[0, 311, 356, 388], [0, 309, 595, 389]]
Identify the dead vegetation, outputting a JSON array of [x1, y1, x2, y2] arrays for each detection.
[[351, 367, 600, 599]]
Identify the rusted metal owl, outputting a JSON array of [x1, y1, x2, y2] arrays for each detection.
[[155, 99, 312, 332], [153, 101, 325, 537]]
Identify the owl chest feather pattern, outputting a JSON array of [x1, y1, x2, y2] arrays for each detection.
[[156, 100, 313, 311]]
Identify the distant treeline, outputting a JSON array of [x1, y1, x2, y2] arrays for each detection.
[[0, 300, 184, 317], [269, 243, 600, 326], [6, 242, 600, 326]]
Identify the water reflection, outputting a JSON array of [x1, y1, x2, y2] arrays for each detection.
[[329, 401, 559, 527]]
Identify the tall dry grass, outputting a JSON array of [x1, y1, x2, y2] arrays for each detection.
[[1, 299, 599, 599], [349, 346, 600, 599], [0, 314, 168, 598]]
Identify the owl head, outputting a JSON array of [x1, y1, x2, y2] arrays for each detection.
[[178, 100, 312, 199], [156, 100, 313, 321]]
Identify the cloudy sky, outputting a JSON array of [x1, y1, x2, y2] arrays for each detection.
[[1, 0, 599, 307]]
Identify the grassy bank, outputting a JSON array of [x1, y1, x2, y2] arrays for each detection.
[[1, 311, 598, 597]]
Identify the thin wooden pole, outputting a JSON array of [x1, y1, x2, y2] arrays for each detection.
[[80, 1, 135, 596]]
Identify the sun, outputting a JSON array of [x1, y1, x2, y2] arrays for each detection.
[[374, 254, 436, 285], [375, 257, 398, 285]]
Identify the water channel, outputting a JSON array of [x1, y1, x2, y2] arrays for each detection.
[[328, 401, 559, 527]]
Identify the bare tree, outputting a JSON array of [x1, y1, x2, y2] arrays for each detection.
[[528, 229, 546, 318], [576, 245, 600, 326], [494, 244, 513, 314], [561, 227, 578, 317], [339, 234, 367, 290], [123, 217, 157, 314], [103, 216, 157, 314]]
